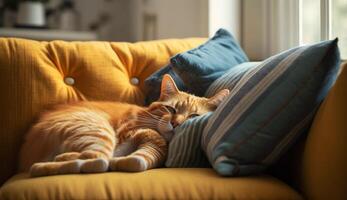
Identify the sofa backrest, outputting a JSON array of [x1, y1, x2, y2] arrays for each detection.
[[0, 38, 206, 185]]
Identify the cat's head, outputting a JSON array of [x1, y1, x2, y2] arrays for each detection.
[[148, 74, 230, 141]]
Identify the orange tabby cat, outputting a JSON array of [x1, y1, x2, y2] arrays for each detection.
[[18, 74, 229, 177]]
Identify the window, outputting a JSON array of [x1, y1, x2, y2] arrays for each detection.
[[301, 0, 320, 44], [242, 0, 346, 60], [331, 0, 347, 59], [301, 0, 347, 59]]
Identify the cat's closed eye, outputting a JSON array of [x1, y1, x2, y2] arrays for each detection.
[[188, 114, 200, 118], [164, 105, 176, 114]]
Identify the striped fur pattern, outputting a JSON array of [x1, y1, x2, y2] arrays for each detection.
[[19, 74, 229, 177]]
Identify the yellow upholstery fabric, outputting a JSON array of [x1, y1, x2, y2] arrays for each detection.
[[0, 168, 302, 200], [294, 63, 347, 200], [0, 38, 206, 185]]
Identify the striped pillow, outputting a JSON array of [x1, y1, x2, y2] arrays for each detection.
[[205, 62, 261, 97], [165, 113, 212, 167], [202, 39, 340, 176]]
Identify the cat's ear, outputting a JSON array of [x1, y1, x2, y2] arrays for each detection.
[[160, 74, 179, 100], [208, 89, 230, 108]]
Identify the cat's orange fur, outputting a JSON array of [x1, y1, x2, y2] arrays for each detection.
[[18, 74, 229, 177]]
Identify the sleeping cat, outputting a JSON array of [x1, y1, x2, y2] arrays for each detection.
[[18, 74, 229, 177]]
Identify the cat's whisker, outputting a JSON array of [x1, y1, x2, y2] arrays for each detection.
[[136, 117, 168, 125], [135, 122, 159, 128], [140, 110, 164, 119], [132, 119, 169, 128], [136, 117, 163, 122], [138, 113, 162, 120], [137, 119, 156, 124], [137, 116, 161, 122]]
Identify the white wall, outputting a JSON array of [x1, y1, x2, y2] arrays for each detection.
[[46, 0, 242, 43], [73, 0, 210, 42], [131, 0, 209, 41], [74, 0, 134, 41], [156, 0, 208, 39], [45, 0, 134, 41], [134, 0, 242, 42]]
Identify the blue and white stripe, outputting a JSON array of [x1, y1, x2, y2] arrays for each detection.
[[201, 39, 339, 176], [203, 47, 309, 156], [165, 113, 211, 167]]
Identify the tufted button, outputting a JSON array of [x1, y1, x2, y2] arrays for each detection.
[[130, 77, 139, 85], [64, 77, 75, 86]]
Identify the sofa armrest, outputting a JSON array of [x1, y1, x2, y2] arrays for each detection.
[[293, 62, 347, 200]]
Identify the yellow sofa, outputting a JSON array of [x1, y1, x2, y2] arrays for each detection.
[[0, 38, 345, 200]]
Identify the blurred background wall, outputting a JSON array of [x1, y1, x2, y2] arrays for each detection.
[[1, 0, 241, 42], [71, 0, 209, 41], [1, 0, 345, 60]]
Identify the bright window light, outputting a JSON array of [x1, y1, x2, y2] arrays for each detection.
[[332, 0, 347, 59], [301, 0, 347, 59], [301, 0, 321, 44]]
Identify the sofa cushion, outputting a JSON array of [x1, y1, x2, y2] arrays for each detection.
[[0, 168, 303, 200], [0, 38, 206, 185], [202, 39, 340, 176]]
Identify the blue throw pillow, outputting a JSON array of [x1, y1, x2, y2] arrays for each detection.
[[171, 28, 249, 96], [202, 39, 340, 176], [144, 28, 248, 103]]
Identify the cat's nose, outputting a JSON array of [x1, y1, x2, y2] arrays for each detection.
[[170, 120, 179, 128]]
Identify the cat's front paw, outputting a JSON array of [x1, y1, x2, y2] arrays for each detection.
[[80, 158, 108, 173], [109, 156, 147, 172]]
